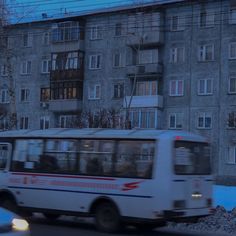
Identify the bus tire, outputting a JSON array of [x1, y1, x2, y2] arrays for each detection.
[[1, 198, 18, 214], [43, 213, 60, 221], [95, 202, 121, 233]]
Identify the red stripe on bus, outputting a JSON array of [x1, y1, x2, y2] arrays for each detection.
[[11, 172, 116, 181]]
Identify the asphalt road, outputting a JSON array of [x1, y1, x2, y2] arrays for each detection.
[[28, 215, 227, 236]]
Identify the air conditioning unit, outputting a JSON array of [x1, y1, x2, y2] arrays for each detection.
[[40, 102, 49, 109]]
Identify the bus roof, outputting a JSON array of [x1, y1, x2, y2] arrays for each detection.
[[0, 128, 208, 142]]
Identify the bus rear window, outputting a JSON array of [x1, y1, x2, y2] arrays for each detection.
[[174, 141, 211, 175]]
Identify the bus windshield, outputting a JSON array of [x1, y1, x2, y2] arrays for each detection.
[[174, 141, 211, 175]]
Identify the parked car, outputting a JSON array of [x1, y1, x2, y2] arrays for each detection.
[[0, 207, 30, 235]]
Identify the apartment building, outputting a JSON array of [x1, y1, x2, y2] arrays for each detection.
[[1, 0, 236, 183]]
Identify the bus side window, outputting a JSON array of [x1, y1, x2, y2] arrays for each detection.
[[39, 154, 59, 172], [0, 144, 10, 170]]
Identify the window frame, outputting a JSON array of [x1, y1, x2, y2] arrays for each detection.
[[198, 44, 214, 62], [21, 60, 32, 75], [168, 113, 183, 129], [169, 80, 184, 96], [197, 112, 212, 129], [228, 77, 236, 94], [89, 54, 102, 70], [88, 84, 101, 100], [197, 79, 213, 95]]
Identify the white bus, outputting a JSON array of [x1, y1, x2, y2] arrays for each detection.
[[0, 128, 213, 232]]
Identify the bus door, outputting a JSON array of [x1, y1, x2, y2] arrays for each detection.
[[0, 143, 12, 187], [173, 140, 212, 209]]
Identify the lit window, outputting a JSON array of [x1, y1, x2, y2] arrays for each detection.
[[169, 80, 184, 96]]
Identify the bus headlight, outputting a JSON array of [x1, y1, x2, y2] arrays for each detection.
[[12, 218, 29, 231]]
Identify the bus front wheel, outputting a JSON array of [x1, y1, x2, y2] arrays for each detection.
[[95, 202, 121, 233], [0, 198, 18, 214]]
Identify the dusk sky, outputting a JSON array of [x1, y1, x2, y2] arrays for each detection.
[[6, 0, 170, 23]]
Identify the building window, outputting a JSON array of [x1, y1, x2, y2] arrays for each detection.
[[52, 21, 79, 43], [227, 112, 236, 128], [229, 7, 236, 24], [59, 115, 78, 128], [136, 81, 157, 96], [229, 42, 236, 59], [169, 47, 185, 63], [113, 83, 124, 98], [198, 79, 213, 95], [199, 10, 215, 28], [19, 116, 29, 129], [20, 88, 30, 102], [41, 59, 51, 73], [50, 82, 81, 100], [40, 116, 50, 129], [170, 15, 185, 31], [22, 32, 32, 47], [40, 88, 50, 102], [52, 51, 80, 71], [198, 44, 214, 61], [138, 49, 158, 64], [90, 25, 102, 40], [169, 80, 184, 96], [88, 84, 101, 100], [0, 118, 8, 130], [113, 53, 123, 67], [42, 32, 50, 45], [169, 113, 183, 129], [21, 61, 32, 75], [227, 146, 236, 164], [0, 89, 9, 103], [129, 109, 156, 129], [115, 23, 123, 36], [1, 65, 8, 76], [229, 77, 236, 94], [89, 54, 102, 69], [197, 112, 212, 129]]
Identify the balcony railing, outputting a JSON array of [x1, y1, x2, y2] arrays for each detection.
[[123, 95, 163, 108], [49, 99, 82, 112], [126, 63, 163, 76]]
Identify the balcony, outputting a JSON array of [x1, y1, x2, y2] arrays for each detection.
[[127, 63, 163, 77], [49, 99, 82, 112], [123, 95, 163, 108], [126, 31, 164, 47], [50, 69, 84, 81]]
